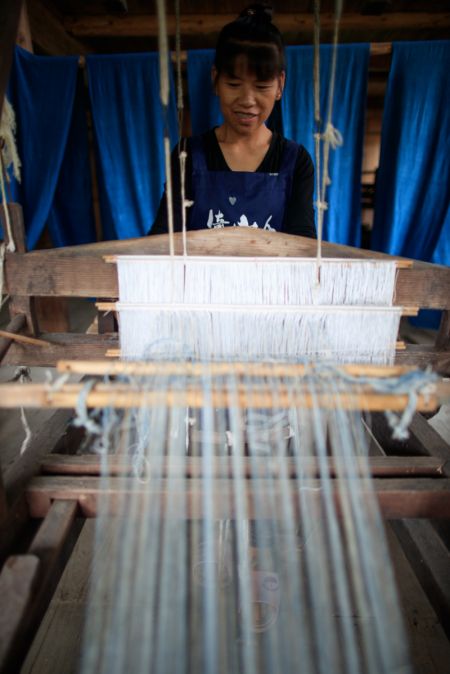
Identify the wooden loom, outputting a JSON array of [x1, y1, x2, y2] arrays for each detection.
[[1, 205, 450, 671]]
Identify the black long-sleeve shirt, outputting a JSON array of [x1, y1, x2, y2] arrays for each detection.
[[151, 129, 316, 238]]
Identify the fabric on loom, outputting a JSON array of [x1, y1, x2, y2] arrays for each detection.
[[86, 53, 178, 240], [5, 47, 95, 249], [282, 44, 370, 247], [372, 41, 450, 265]]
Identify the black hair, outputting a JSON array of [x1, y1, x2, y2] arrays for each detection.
[[214, 4, 285, 82]]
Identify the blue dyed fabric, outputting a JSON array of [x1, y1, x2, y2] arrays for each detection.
[[282, 44, 370, 246], [372, 41, 450, 265], [187, 50, 223, 135], [6, 47, 95, 249], [86, 53, 178, 239]]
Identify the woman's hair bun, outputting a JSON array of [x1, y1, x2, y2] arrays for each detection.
[[239, 4, 273, 24]]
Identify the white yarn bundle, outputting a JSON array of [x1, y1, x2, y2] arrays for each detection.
[[116, 256, 401, 364]]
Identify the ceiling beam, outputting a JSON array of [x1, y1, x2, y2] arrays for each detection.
[[64, 12, 450, 38], [0, 0, 23, 119], [27, 0, 90, 55]]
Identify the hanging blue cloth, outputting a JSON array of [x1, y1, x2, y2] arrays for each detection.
[[282, 44, 369, 247], [6, 47, 94, 249], [372, 41, 450, 263], [86, 53, 178, 239], [187, 50, 223, 135]]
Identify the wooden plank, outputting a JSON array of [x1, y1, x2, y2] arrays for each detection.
[[0, 0, 23, 119], [40, 453, 447, 479], [0, 380, 444, 413], [64, 12, 450, 38], [0, 313, 26, 362], [25, 475, 450, 520], [0, 554, 40, 673], [28, 500, 78, 570], [391, 519, 450, 641], [4, 230, 450, 308]]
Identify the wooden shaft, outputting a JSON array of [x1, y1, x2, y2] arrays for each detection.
[[0, 314, 26, 362], [0, 381, 444, 412], [40, 453, 448, 480], [0, 330, 52, 348], [56, 359, 416, 379]]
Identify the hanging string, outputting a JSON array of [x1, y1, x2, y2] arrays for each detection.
[[313, 0, 344, 285], [174, 0, 192, 258], [156, 0, 175, 257]]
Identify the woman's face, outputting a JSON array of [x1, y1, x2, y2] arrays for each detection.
[[213, 56, 285, 137]]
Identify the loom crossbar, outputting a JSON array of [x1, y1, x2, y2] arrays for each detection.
[[25, 475, 450, 520]]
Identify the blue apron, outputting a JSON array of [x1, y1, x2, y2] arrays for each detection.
[[189, 135, 298, 232]]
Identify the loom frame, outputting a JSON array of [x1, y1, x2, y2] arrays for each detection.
[[1, 205, 450, 671]]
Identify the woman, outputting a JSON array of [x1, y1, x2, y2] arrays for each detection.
[[151, 4, 316, 238]]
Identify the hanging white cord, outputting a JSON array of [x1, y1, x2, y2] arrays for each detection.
[[0, 155, 16, 253], [313, 0, 322, 282], [174, 0, 190, 258], [156, 0, 175, 257], [313, 0, 344, 284]]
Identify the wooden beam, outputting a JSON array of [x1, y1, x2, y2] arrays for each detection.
[[64, 12, 450, 39], [40, 453, 448, 480], [27, 0, 89, 55], [0, 0, 23, 119], [4, 230, 450, 309], [25, 475, 450, 519]]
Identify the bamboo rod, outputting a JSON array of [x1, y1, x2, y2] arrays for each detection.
[[0, 381, 444, 412], [98, 301, 419, 316], [56, 359, 415, 379]]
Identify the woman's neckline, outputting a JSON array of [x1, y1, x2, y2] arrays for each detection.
[[211, 127, 277, 172]]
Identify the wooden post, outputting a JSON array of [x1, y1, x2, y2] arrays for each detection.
[[436, 310, 450, 351], [1, 203, 39, 334], [0, 469, 7, 525], [0, 0, 23, 119]]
